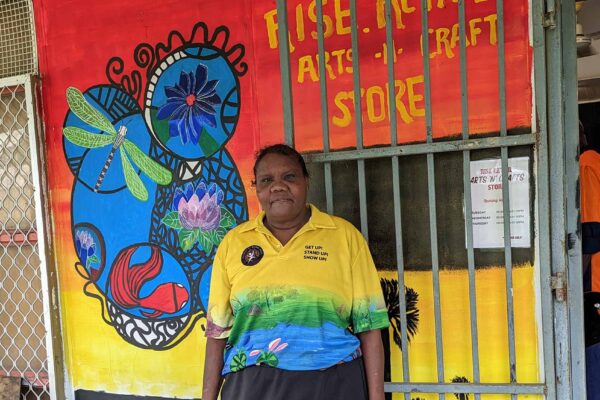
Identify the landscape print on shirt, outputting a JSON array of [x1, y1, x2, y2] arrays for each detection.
[[209, 284, 388, 373]]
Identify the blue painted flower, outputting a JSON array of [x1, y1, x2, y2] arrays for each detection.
[[157, 64, 221, 145], [173, 182, 224, 231], [75, 230, 96, 267]]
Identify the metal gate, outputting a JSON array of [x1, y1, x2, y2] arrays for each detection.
[[0, 75, 63, 400], [0, 0, 65, 398], [275, 0, 583, 398]]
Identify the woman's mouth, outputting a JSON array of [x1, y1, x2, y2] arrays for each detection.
[[271, 198, 292, 205]]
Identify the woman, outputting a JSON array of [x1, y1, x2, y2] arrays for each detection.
[[203, 144, 388, 400]]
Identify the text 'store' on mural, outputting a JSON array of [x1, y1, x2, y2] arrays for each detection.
[[62, 22, 249, 350]]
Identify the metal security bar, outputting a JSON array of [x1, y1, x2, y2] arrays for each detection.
[[532, 0, 557, 394], [383, 2, 410, 399], [275, 0, 582, 398], [544, 0, 586, 397], [456, 0, 481, 397], [0, 0, 37, 79], [315, 0, 334, 215], [0, 75, 60, 400], [495, 0, 518, 393]]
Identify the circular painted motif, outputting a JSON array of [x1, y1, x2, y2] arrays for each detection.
[[63, 85, 149, 193], [145, 45, 241, 160]]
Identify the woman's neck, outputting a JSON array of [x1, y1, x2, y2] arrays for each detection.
[[264, 208, 310, 246]]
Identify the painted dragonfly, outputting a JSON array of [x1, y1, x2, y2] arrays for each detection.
[[63, 87, 172, 201]]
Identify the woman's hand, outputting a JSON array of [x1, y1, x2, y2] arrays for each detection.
[[202, 337, 227, 400], [358, 329, 386, 400]]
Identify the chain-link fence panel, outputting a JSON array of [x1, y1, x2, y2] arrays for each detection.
[[0, 83, 50, 400], [0, 0, 37, 79]]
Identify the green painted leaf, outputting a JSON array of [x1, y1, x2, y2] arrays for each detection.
[[219, 207, 235, 228], [179, 229, 196, 252], [66, 87, 117, 135], [205, 229, 222, 247], [230, 350, 247, 373], [122, 141, 172, 185], [196, 230, 214, 253], [213, 227, 227, 244], [198, 128, 220, 156], [120, 149, 148, 201], [204, 230, 216, 246], [149, 108, 171, 144], [256, 351, 278, 367], [86, 254, 100, 266], [63, 127, 114, 148], [161, 211, 182, 229]]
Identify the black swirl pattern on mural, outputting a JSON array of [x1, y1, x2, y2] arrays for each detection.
[[107, 300, 199, 350], [106, 58, 144, 101], [133, 43, 155, 72], [106, 22, 247, 102]]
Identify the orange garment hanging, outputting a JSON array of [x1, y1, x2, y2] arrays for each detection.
[[581, 149, 600, 291]]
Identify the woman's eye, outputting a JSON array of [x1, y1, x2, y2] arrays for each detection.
[[284, 174, 296, 181], [260, 177, 273, 184]]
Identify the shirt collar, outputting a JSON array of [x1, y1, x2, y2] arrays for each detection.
[[238, 203, 337, 233]]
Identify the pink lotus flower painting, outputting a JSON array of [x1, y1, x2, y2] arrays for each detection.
[[161, 181, 235, 252]]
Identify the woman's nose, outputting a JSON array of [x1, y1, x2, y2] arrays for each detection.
[[270, 179, 287, 191]]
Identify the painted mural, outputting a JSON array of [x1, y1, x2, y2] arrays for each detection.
[[62, 24, 248, 349], [33, 0, 540, 398]]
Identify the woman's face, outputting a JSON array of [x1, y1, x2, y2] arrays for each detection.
[[254, 153, 309, 225]]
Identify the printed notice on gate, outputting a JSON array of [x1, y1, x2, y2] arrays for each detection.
[[468, 157, 530, 248]]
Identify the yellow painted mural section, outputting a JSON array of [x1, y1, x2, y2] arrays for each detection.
[[383, 265, 540, 400], [62, 288, 204, 397], [62, 256, 541, 398]]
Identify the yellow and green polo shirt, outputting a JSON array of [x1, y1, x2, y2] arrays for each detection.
[[206, 204, 389, 375]]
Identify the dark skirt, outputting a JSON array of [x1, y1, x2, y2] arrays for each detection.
[[221, 357, 368, 400]]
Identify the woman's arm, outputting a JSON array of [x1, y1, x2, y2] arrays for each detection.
[[358, 329, 385, 400], [202, 337, 227, 400]]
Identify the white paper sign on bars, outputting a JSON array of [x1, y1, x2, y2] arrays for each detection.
[[469, 157, 530, 248]]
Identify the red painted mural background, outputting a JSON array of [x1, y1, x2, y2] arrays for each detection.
[[36, 0, 531, 214]]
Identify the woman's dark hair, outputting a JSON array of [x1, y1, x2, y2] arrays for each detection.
[[252, 144, 309, 184]]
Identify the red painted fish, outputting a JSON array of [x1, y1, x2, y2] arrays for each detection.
[[110, 245, 189, 318]]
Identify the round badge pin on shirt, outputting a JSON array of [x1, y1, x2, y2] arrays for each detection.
[[241, 245, 264, 266]]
